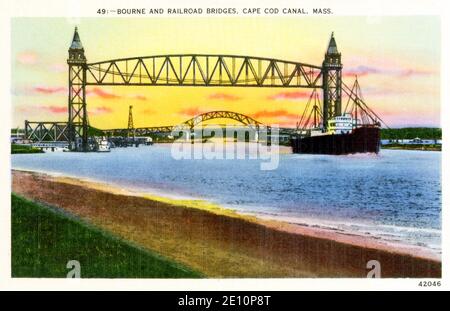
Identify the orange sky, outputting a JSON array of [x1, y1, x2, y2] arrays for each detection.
[[12, 17, 441, 128]]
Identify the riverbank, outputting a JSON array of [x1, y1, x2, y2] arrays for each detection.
[[12, 170, 441, 278], [382, 144, 441, 151], [11, 144, 43, 154]]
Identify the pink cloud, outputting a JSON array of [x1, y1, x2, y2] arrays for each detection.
[[41, 105, 67, 114], [252, 109, 298, 120], [267, 91, 311, 101], [208, 93, 240, 101], [90, 106, 113, 115], [344, 65, 380, 77], [16, 51, 38, 65], [397, 69, 433, 77], [33, 86, 66, 94], [178, 107, 206, 116], [86, 88, 147, 100], [15, 104, 65, 115], [87, 88, 120, 99], [128, 94, 147, 100], [344, 65, 434, 78]]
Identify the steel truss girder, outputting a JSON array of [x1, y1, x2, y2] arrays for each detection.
[[85, 55, 323, 88], [24, 121, 70, 142]]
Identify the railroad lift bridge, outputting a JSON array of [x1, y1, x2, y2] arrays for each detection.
[[24, 27, 385, 151]]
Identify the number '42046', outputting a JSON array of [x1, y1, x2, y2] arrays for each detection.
[[418, 281, 441, 287]]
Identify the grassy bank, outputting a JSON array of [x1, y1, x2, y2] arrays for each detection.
[[381, 127, 441, 140], [382, 143, 441, 151], [11, 194, 202, 278], [11, 144, 43, 154]]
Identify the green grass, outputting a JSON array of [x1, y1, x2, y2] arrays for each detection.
[[11, 144, 43, 154], [88, 126, 106, 137], [11, 194, 202, 278]]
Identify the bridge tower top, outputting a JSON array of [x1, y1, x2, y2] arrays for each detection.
[[324, 32, 341, 65], [68, 27, 86, 64]]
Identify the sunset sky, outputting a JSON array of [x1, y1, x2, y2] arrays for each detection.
[[12, 17, 440, 129]]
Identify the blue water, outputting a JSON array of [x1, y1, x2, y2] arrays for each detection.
[[12, 145, 441, 254]]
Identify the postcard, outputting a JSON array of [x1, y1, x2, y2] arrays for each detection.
[[1, 0, 448, 294]]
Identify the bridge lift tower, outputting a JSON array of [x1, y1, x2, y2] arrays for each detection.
[[322, 32, 343, 130], [67, 27, 88, 151]]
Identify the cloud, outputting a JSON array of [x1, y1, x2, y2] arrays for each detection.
[[40, 105, 67, 114], [90, 106, 113, 115], [48, 63, 66, 73], [141, 108, 154, 115], [86, 88, 147, 100], [343, 65, 381, 77], [22, 104, 112, 116], [252, 109, 298, 120], [87, 88, 120, 99], [208, 93, 240, 101], [267, 91, 311, 101], [344, 65, 433, 78], [128, 94, 147, 101], [15, 104, 65, 115], [396, 69, 433, 77], [33, 86, 66, 94], [178, 107, 206, 116], [16, 51, 39, 65]]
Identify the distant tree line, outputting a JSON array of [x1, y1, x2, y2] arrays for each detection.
[[88, 126, 106, 136], [381, 128, 441, 140]]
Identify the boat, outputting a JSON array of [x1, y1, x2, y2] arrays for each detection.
[[291, 114, 381, 155], [96, 137, 111, 152], [411, 137, 423, 144], [31, 142, 70, 152], [291, 33, 384, 155]]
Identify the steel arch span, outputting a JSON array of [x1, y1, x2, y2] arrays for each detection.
[[85, 55, 323, 88], [103, 110, 267, 137], [182, 110, 264, 128]]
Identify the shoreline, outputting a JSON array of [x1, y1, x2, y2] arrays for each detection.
[[12, 169, 441, 277], [381, 145, 441, 152], [12, 167, 441, 260]]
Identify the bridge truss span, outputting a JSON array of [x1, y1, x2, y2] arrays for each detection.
[[104, 111, 269, 137], [25, 121, 70, 142], [86, 55, 323, 88]]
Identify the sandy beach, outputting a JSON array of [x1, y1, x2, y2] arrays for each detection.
[[11, 169, 441, 278]]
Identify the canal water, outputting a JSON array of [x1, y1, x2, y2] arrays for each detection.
[[12, 144, 441, 255]]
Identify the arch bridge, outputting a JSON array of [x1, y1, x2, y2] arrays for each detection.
[[103, 110, 269, 137]]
